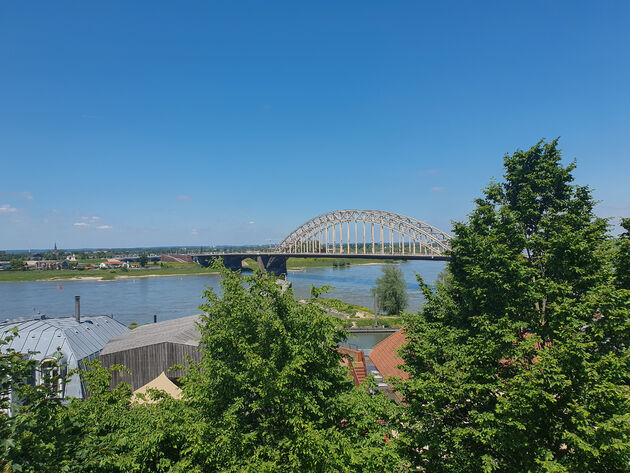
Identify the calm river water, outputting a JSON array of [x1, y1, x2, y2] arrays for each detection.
[[0, 261, 445, 328]]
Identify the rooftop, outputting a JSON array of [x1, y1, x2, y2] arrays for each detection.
[[0, 315, 129, 362], [100, 314, 201, 355], [368, 329, 410, 381]]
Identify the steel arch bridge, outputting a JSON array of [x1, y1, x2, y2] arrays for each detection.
[[276, 209, 452, 257]]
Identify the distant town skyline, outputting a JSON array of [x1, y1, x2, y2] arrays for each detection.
[[2, 1, 629, 250]]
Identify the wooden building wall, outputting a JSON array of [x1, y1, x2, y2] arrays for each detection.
[[99, 342, 201, 391]]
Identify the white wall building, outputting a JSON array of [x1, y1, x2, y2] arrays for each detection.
[[1, 315, 129, 401]]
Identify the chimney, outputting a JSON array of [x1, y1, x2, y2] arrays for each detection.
[[75, 296, 80, 323]]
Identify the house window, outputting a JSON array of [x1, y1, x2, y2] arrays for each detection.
[[38, 358, 65, 398]]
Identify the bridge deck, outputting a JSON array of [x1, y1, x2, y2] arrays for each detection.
[[193, 252, 449, 261]]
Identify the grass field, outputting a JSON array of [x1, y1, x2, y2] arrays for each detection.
[[315, 297, 373, 316], [0, 263, 218, 282]]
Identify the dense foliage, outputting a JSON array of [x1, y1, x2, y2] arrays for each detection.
[[398, 139, 630, 472], [2, 139, 628, 472], [1, 265, 402, 472], [372, 266, 408, 315], [9, 259, 23, 271], [1, 331, 72, 471], [179, 264, 402, 472], [615, 218, 630, 290], [139, 253, 149, 267]]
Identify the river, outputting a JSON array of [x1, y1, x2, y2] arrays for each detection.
[[0, 261, 445, 329]]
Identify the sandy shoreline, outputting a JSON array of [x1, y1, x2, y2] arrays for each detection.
[[0, 271, 219, 283], [58, 272, 219, 282]]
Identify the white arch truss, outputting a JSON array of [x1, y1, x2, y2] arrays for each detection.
[[277, 209, 452, 256]]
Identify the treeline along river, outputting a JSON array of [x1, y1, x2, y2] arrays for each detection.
[[0, 261, 445, 326]]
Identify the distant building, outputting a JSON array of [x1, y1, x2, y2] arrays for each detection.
[[161, 254, 193, 263], [99, 260, 128, 269], [0, 261, 11, 271], [25, 260, 68, 270], [0, 315, 130, 402]]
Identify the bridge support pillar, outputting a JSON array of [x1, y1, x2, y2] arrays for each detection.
[[221, 255, 245, 272], [257, 255, 288, 276], [197, 254, 287, 276], [197, 254, 245, 271]]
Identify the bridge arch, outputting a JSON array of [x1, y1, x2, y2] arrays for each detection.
[[277, 209, 451, 256]]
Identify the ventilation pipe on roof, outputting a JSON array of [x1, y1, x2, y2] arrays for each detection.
[[75, 296, 80, 323]]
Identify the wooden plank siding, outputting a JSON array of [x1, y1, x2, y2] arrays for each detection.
[[99, 341, 201, 390]]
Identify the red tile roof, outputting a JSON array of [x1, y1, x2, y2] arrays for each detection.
[[369, 329, 410, 380]]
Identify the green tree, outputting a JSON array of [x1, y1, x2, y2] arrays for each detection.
[[371, 266, 408, 315], [398, 139, 630, 472], [139, 253, 148, 267], [310, 283, 333, 298], [179, 262, 402, 472], [615, 218, 630, 290], [1, 331, 76, 473], [10, 258, 23, 271]]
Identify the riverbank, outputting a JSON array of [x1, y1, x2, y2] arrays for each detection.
[[0, 263, 219, 282], [303, 297, 403, 329], [0, 258, 401, 282], [243, 257, 398, 271]]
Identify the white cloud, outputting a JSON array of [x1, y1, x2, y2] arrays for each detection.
[[249, 221, 255, 225], [431, 186, 445, 192], [79, 215, 101, 223], [177, 195, 191, 201], [97, 225, 112, 230], [20, 191, 33, 200], [0, 204, 17, 213], [73, 222, 89, 227], [191, 229, 199, 236]]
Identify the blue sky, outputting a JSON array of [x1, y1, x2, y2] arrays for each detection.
[[1, 1, 629, 250]]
